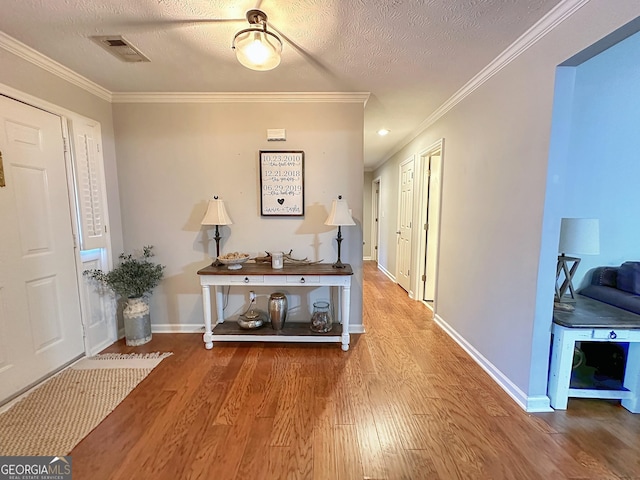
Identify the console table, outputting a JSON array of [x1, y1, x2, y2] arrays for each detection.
[[548, 295, 640, 413], [197, 263, 353, 351]]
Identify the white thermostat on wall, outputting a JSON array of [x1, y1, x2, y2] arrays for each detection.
[[267, 129, 286, 141]]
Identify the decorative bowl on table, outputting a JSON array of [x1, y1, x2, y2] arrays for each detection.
[[217, 252, 250, 270]]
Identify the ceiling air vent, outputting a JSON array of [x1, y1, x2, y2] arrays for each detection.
[[90, 35, 150, 63]]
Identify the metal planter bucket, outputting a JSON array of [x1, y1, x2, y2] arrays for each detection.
[[123, 297, 152, 346]]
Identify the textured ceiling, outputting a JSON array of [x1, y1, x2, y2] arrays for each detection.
[[0, 0, 562, 168]]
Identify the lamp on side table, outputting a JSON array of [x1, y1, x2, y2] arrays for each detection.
[[325, 195, 355, 269], [555, 218, 600, 305], [201, 196, 233, 266]]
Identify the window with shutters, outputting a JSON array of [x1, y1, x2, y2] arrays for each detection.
[[70, 119, 108, 251]]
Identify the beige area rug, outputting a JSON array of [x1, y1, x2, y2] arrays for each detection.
[[0, 352, 172, 456]]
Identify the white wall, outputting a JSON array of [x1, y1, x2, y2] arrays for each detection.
[[0, 48, 124, 257], [112, 101, 364, 330], [372, 2, 640, 407], [560, 30, 640, 287]]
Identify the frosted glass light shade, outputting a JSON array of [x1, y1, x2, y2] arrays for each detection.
[[233, 28, 282, 71], [325, 196, 355, 226], [201, 197, 233, 226], [558, 218, 600, 255]]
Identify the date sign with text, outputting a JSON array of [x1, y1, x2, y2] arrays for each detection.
[[260, 151, 305, 216]]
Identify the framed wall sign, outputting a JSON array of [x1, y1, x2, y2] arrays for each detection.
[[260, 150, 305, 216]]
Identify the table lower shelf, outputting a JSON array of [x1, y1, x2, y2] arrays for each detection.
[[211, 321, 344, 344], [568, 387, 634, 400]]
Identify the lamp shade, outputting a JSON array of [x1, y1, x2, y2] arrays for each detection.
[[325, 196, 355, 226], [558, 218, 600, 255], [201, 197, 233, 226], [233, 28, 282, 71]]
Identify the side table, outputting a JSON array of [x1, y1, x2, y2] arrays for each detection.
[[548, 295, 640, 413], [197, 262, 353, 351]]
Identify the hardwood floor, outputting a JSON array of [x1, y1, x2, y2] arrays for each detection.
[[70, 261, 640, 479]]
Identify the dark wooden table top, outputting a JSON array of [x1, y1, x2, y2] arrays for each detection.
[[553, 295, 640, 329], [197, 262, 353, 276]]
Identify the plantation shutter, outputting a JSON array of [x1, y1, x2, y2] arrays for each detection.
[[71, 119, 107, 251]]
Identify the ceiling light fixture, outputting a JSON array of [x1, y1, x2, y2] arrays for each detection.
[[232, 9, 282, 71], [377, 129, 390, 136]]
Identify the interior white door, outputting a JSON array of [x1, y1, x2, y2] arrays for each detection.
[[423, 151, 442, 302], [372, 180, 380, 263], [397, 159, 414, 292], [0, 95, 85, 404]]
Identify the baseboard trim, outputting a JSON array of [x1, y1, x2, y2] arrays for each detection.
[[152, 324, 205, 333], [349, 324, 366, 334], [377, 264, 396, 283], [363, 256, 372, 261], [421, 300, 435, 313], [526, 395, 553, 413], [433, 313, 552, 413]]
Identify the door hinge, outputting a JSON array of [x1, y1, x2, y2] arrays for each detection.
[[104, 224, 108, 234], [62, 137, 69, 153], [97, 143, 101, 153], [72, 233, 78, 249], [427, 170, 431, 177], [422, 274, 426, 281], [424, 223, 428, 231]]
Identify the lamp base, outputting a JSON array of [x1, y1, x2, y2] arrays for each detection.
[[211, 226, 223, 266], [554, 301, 575, 311], [555, 254, 580, 302], [332, 260, 347, 269]]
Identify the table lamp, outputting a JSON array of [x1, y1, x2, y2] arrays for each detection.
[[201, 196, 233, 266], [325, 195, 355, 268], [556, 217, 600, 303]]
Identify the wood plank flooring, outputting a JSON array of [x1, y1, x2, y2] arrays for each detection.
[[70, 261, 640, 479]]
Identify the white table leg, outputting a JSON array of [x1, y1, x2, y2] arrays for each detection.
[[215, 285, 225, 324], [202, 285, 213, 350], [622, 342, 640, 413], [548, 326, 575, 410], [341, 283, 351, 351]]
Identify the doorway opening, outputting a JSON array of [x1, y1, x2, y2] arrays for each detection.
[[371, 177, 381, 263], [416, 140, 444, 310]]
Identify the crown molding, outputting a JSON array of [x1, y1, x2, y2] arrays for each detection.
[[111, 92, 370, 104], [0, 29, 369, 107], [378, 0, 590, 169], [0, 31, 112, 102]]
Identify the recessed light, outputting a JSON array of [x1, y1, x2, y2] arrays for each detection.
[[377, 128, 390, 136]]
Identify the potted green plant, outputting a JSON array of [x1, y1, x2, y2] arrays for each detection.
[[84, 245, 165, 346]]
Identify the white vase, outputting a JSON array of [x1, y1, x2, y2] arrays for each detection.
[[123, 297, 152, 346]]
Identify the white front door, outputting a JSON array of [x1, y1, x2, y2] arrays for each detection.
[[0, 95, 85, 404], [397, 158, 414, 292]]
